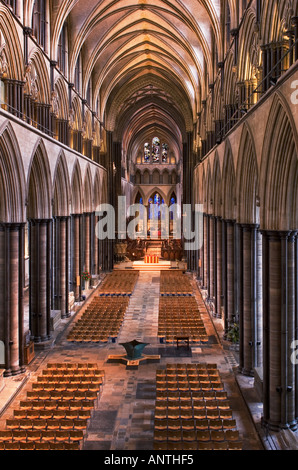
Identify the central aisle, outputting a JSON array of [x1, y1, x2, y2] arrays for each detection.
[[117, 271, 161, 344]]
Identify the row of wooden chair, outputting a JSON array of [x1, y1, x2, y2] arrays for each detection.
[[154, 363, 243, 451], [67, 296, 130, 343], [153, 441, 243, 451], [98, 271, 139, 294], [154, 418, 237, 431], [13, 409, 91, 420], [160, 272, 193, 295], [0, 441, 80, 451], [6, 419, 88, 432], [0, 363, 104, 450], [158, 296, 208, 344]]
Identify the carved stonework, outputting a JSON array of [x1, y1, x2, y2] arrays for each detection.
[[0, 43, 8, 79], [24, 63, 38, 101], [51, 90, 59, 118], [68, 108, 75, 130]]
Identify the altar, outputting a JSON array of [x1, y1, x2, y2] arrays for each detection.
[[144, 255, 159, 264]]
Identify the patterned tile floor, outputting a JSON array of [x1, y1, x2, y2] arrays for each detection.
[[0, 270, 265, 451]]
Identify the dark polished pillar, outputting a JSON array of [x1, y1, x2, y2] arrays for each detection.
[[239, 224, 261, 377], [0, 223, 26, 376], [225, 220, 236, 333], [71, 214, 82, 302], [215, 217, 223, 318], [29, 219, 52, 344], [83, 213, 91, 289], [209, 216, 215, 306], [53, 216, 70, 319], [261, 230, 298, 431]]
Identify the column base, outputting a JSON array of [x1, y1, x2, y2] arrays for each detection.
[[239, 366, 255, 377], [262, 417, 298, 433]]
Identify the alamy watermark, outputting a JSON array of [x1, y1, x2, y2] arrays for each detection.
[[94, 197, 203, 251]]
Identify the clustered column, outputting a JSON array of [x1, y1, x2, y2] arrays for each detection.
[[0, 223, 26, 376], [262, 230, 298, 431], [29, 219, 52, 344], [52, 216, 70, 319]]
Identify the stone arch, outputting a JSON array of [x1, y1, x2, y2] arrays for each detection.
[[26, 139, 52, 220], [71, 160, 83, 214], [152, 169, 160, 185], [83, 164, 93, 213], [145, 187, 167, 206], [260, 93, 298, 231], [212, 154, 222, 218], [53, 151, 71, 217], [236, 123, 259, 225], [27, 48, 51, 105], [0, 4, 24, 81], [0, 121, 26, 223], [205, 160, 213, 215], [93, 169, 102, 209], [54, 76, 69, 121], [222, 141, 236, 221]]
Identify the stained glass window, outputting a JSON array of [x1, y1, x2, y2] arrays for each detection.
[[152, 137, 160, 163], [162, 143, 168, 163], [144, 142, 151, 163]]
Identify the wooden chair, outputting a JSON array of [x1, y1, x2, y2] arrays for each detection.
[[225, 430, 240, 441], [69, 430, 84, 442], [27, 430, 42, 442], [0, 430, 13, 442], [213, 441, 229, 451], [12, 430, 27, 442], [196, 430, 211, 442], [35, 442, 51, 450], [228, 441, 243, 450], [5, 442, 20, 450]]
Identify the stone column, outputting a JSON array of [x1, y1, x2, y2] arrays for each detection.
[[226, 220, 236, 332], [53, 216, 70, 319], [209, 216, 215, 306], [71, 214, 82, 302], [83, 213, 91, 289], [215, 217, 223, 318], [262, 230, 298, 431], [239, 224, 261, 377], [29, 219, 52, 344], [203, 214, 209, 290], [0, 223, 26, 376]]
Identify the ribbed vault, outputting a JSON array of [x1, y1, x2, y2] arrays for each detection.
[[50, 0, 224, 163]]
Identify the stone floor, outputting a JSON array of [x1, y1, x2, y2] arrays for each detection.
[[0, 270, 281, 453]]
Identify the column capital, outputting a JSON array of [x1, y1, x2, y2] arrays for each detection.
[[260, 229, 294, 241], [53, 215, 70, 221], [241, 223, 260, 232], [0, 222, 26, 231]]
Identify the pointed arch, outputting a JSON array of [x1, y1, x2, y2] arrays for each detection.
[[83, 164, 93, 213], [0, 4, 24, 81], [71, 160, 83, 214], [93, 169, 102, 209], [28, 48, 51, 104], [27, 139, 52, 220], [205, 160, 213, 215], [260, 93, 298, 230], [0, 121, 26, 223], [222, 140, 236, 221], [212, 153, 222, 218], [54, 76, 69, 121], [236, 123, 259, 225], [53, 151, 71, 217]]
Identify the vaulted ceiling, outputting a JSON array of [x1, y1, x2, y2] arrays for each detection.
[[51, 0, 226, 158]]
